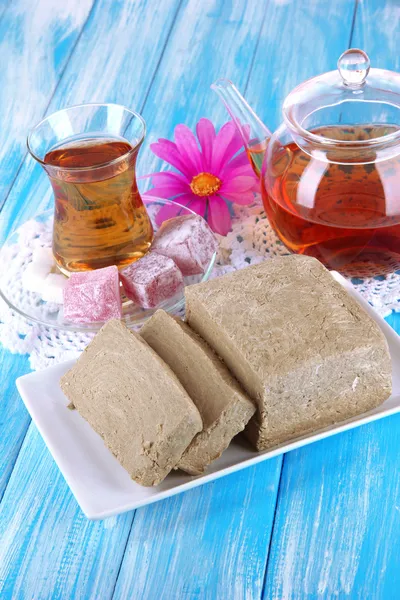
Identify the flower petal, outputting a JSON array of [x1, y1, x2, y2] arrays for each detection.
[[150, 171, 190, 194], [169, 192, 198, 211], [137, 172, 163, 180], [219, 162, 255, 180], [220, 190, 255, 206], [151, 171, 188, 183], [143, 187, 171, 199], [196, 118, 216, 170], [220, 176, 257, 194], [143, 184, 186, 199], [219, 129, 246, 166], [207, 195, 231, 235], [153, 193, 196, 226], [154, 201, 182, 226], [220, 155, 252, 179], [150, 139, 191, 177], [223, 151, 251, 171], [174, 124, 203, 176], [187, 197, 206, 217], [211, 122, 236, 175]]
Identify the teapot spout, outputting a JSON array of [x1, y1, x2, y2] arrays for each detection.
[[211, 78, 271, 176]]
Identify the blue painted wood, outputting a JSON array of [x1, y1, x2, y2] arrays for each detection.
[[0, 0, 94, 503], [0, 0, 94, 210], [245, 0, 357, 132], [264, 3, 400, 597], [0, 3, 286, 597], [109, 2, 288, 597], [0, 0, 184, 597], [0, 353, 30, 501], [0, 426, 133, 599], [264, 418, 400, 600], [0, 0, 183, 244], [0, 0, 183, 469], [0, 1, 399, 599], [113, 464, 282, 600]]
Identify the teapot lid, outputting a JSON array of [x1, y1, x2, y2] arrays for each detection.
[[283, 49, 400, 152]]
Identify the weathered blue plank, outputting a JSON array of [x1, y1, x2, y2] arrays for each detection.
[[0, 0, 183, 244], [352, 0, 400, 71], [0, 1, 284, 598], [113, 464, 282, 600], [264, 418, 400, 600], [246, 0, 358, 132], [1, 1, 397, 599], [0, 0, 94, 210], [264, 2, 400, 596], [0, 0, 182, 597], [0, 0, 182, 479], [112, 1, 357, 598], [0, 0, 93, 503], [0, 426, 133, 599], [0, 353, 30, 500]]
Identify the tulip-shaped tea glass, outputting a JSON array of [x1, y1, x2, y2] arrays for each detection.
[[28, 104, 153, 274]]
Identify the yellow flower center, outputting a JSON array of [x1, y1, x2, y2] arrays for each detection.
[[190, 172, 222, 197]]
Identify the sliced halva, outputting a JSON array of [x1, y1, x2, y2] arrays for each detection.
[[141, 310, 255, 474], [60, 319, 202, 486]]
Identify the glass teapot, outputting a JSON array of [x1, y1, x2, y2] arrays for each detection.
[[213, 49, 400, 277]]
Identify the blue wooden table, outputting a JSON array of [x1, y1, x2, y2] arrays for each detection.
[[1, 1, 400, 598]]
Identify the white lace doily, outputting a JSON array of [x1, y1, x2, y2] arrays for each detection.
[[1, 201, 399, 371]]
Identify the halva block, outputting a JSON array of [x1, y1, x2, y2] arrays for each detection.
[[60, 320, 202, 485], [185, 255, 392, 450]]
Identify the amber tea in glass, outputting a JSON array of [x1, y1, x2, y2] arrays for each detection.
[[28, 104, 153, 273]]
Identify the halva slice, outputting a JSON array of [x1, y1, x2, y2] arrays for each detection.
[[185, 255, 392, 450], [60, 319, 202, 486], [141, 310, 255, 474]]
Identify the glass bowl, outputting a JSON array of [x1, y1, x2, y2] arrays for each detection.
[[0, 198, 216, 332]]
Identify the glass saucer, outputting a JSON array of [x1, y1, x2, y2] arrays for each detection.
[[0, 198, 216, 332]]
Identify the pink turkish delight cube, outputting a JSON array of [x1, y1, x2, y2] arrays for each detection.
[[63, 265, 122, 323], [151, 214, 218, 276], [120, 252, 184, 309]]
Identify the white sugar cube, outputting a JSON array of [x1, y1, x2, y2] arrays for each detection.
[[22, 263, 51, 294], [41, 273, 67, 304], [32, 247, 55, 267]]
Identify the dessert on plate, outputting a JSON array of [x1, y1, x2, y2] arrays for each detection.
[[60, 255, 392, 486]]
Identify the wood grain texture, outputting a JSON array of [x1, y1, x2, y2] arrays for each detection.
[[113, 463, 282, 600], [0, 0, 94, 210], [0, 0, 182, 463], [245, 0, 357, 131], [352, 0, 400, 71], [0, 0, 182, 244], [0, 0, 182, 597], [0, 0, 93, 507], [0, 0, 400, 599], [264, 419, 400, 600], [136, 0, 271, 175], [112, 1, 356, 598], [0, 426, 133, 600], [264, 3, 400, 597], [0, 353, 30, 501]]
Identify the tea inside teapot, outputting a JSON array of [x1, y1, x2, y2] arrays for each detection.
[[262, 123, 400, 277]]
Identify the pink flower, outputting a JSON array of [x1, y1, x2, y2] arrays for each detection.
[[143, 118, 259, 235]]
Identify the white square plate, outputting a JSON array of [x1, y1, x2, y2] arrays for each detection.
[[16, 273, 400, 519]]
